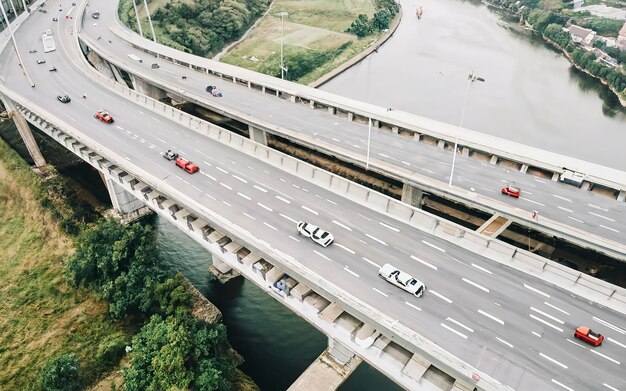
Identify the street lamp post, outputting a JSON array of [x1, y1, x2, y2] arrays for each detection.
[[142, 0, 157, 43], [448, 72, 485, 187], [0, 0, 34, 87], [132, 0, 143, 37], [366, 118, 372, 170], [278, 11, 288, 79]]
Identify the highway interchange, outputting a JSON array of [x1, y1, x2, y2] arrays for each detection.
[[78, 3, 626, 247], [1, 1, 625, 390]]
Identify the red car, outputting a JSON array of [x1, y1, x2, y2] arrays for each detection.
[[94, 110, 114, 123], [175, 157, 199, 174], [501, 184, 520, 198], [574, 326, 604, 346]]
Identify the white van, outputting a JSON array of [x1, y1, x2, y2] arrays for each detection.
[[378, 263, 425, 297]]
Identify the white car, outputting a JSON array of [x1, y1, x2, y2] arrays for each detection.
[[296, 221, 334, 247], [378, 263, 425, 297]]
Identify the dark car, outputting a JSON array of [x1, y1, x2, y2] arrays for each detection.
[[501, 184, 520, 198], [36, 59, 46, 64], [57, 95, 70, 103], [49, 66, 57, 72], [574, 326, 604, 347], [163, 150, 179, 161], [52, 17, 58, 21], [94, 110, 114, 123]]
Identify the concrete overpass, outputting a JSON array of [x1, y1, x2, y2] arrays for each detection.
[[1, 1, 626, 390]]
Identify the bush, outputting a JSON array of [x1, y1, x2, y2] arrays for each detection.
[[39, 354, 80, 391]]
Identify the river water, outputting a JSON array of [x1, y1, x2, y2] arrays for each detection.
[[160, 1, 626, 390]]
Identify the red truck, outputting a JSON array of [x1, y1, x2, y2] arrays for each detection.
[[175, 157, 199, 174]]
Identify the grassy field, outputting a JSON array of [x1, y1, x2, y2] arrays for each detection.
[[0, 139, 132, 390], [215, 0, 381, 84]]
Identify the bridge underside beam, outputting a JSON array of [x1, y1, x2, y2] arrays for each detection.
[[129, 74, 167, 101], [101, 174, 150, 220], [1, 96, 46, 167]]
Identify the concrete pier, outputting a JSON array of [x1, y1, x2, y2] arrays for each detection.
[[401, 183, 425, 208], [1, 97, 46, 167], [249, 125, 268, 145], [288, 342, 362, 391]]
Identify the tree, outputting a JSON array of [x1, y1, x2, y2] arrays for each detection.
[[372, 9, 392, 31], [527, 9, 554, 33], [544, 23, 569, 47], [66, 220, 163, 318], [346, 14, 371, 38], [39, 354, 80, 391]]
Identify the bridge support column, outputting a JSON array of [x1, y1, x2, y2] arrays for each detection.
[[102, 175, 150, 220], [248, 125, 267, 145], [489, 155, 498, 165], [618, 190, 625, 202], [287, 339, 361, 391], [85, 51, 117, 81], [1, 97, 46, 167], [130, 74, 167, 101], [401, 183, 424, 208]]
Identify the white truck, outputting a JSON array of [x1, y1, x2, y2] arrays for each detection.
[[42, 29, 56, 53]]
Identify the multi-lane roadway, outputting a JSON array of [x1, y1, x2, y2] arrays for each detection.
[[1, 2, 625, 390]]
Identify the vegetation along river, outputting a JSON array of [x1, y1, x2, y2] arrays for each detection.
[[162, 0, 625, 389]]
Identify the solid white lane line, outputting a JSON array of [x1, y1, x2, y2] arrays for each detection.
[[280, 213, 298, 223], [422, 240, 445, 252], [524, 283, 551, 298], [257, 202, 273, 212], [532, 331, 542, 338], [254, 185, 268, 192], [603, 383, 620, 391], [589, 350, 620, 365], [446, 317, 474, 333], [344, 266, 360, 278], [607, 337, 626, 349], [589, 203, 609, 212], [357, 213, 373, 221], [568, 216, 584, 223], [441, 323, 468, 339], [366, 234, 388, 246], [292, 184, 300, 189], [544, 302, 570, 316], [248, 166, 255, 171], [222, 201, 231, 207], [379, 222, 400, 232], [462, 278, 490, 293], [593, 317, 626, 334], [378, 153, 390, 158], [333, 220, 352, 231], [205, 193, 216, 200], [363, 257, 381, 268], [116, 125, 124, 130], [288, 235, 300, 242], [471, 263, 493, 275], [313, 250, 331, 262], [540, 353, 568, 369], [216, 167, 228, 174], [530, 307, 564, 324], [279, 178, 286, 182], [237, 192, 251, 201], [530, 314, 563, 332], [232, 175, 247, 183], [157, 137, 167, 144], [220, 183, 232, 190], [203, 173, 217, 181], [335, 244, 355, 254], [401, 161, 411, 166], [478, 310, 504, 325], [326, 199, 338, 205], [275, 195, 291, 204], [301, 205, 319, 215], [557, 206, 574, 213], [600, 225, 620, 233], [588, 211, 615, 222], [566, 339, 586, 349], [202, 160, 213, 167], [405, 301, 422, 311], [373, 288, 388, 297], [410, 255, 437, 271], [496, 337, 513, 348], [192, 185, 201, 192], [553, 194, 572, 203], [551, 379, 574, 391], [263, 222, 277, 231], [520, 197, 545, 206], [430, 290, 453, 304]]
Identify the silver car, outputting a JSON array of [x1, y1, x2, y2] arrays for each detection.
[[296, 221, 334, 247], [378, 263, 425, 297]]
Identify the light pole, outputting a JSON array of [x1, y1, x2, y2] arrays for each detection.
[[132, 0, 143, 37], [366, 118, 372, 170], [142, 0, 157, 43], [277, 11, 288, 79], [448, 72, 485, 187], [0, 0, 34, 87]]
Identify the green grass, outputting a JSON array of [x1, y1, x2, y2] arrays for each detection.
[[0, 138, 134, 390]]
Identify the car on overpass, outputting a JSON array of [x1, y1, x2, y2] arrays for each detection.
[[379, 263, 425, 297], [501, 184, 521, 198], [57, 95, 70, 103], [175, 157, 199, 174], [296, 221, 334, 247], [36, 59, 45, 64], [574, 326, 604, 346], [163, 150, 179, 161], [94, 110, 114, 123]]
